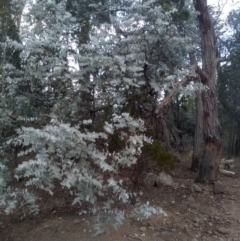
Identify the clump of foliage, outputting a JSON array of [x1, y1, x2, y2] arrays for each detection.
[[143, 140, 177, 172], [0, 0, 199, 231]]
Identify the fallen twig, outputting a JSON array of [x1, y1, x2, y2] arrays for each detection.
[[125, 234, 145, 241]]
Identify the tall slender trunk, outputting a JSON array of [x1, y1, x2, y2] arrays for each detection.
[[235, 123, 240, 156], [194, 0, 222, 183]]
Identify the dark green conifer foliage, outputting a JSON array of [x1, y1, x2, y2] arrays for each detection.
[[0, 0, 21, 70], [143, 140, 177, 173]]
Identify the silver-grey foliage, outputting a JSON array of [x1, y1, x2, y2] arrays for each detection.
[[0, 0, 199, 228]]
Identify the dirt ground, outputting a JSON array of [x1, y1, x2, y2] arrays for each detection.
[[1, 159, 240, 241]]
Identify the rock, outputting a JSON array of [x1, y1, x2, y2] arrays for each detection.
[[213, 181, 224, 194], [193, 217, 200, 223], [186, 196, 196, 203], [159, 231, 172, 237], [43, 224, 50, 229], [193, 223, 199, 228], [156, 172, 173, 187], [217, 227, 230, 235], [149, 226, 155, 231], [193, 183, 202, 193], [140, 226, 147, 232], [73, 219, 80, 225], [207, 230, 213, 235], [144, 173, 157, 187], [184, 225, 193, 237]]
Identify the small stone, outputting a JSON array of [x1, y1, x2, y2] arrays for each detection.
[[43, 224, 50, 229], [73, 219, 80, 225], [193, 223, 199, 228], [193, 217, 200, 223], [193, 184, 202, 193], [214, 181, 224, 194], [144, 173, 157, 187], [159, 231, 171, 237], [149, 226, 155, 231], [184, 225, 193, 237], [186, 196, 196, 203], [140, 226, 147, 232], [217, 227, 230, 235]]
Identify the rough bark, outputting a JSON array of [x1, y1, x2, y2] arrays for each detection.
[[158, 112, 171, 149], [194, 0, 222, 183], [190, 54, 204, 171], [191, 87, 204, 171]]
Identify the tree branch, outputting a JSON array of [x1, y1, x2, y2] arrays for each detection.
[[155, 77, 192, 115]]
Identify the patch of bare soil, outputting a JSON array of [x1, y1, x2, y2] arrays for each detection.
[[1, 160, 240, 241]]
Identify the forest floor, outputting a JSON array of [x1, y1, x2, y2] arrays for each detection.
[[1, 157, 240, 241]]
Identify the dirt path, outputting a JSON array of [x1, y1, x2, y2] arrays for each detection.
[[1, 162, 240, 241]]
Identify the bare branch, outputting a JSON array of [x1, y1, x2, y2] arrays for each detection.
[[155, 77, 192, 115]]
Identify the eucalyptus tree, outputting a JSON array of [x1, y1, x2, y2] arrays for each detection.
[[0, 0, 205, 220]]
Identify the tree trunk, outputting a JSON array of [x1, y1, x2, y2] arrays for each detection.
[[227, 119, 235, 158], [194, 0, 222, 183], [191, 87, 204, 171], [235, 123, 240, 156]]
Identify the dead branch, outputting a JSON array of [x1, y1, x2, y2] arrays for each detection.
[[155, 77, 192, 115]]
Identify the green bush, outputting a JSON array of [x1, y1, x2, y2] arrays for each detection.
[[143, 140, 177, 172]]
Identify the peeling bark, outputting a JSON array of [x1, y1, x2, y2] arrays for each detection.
[[194, 0, 222, 182]]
